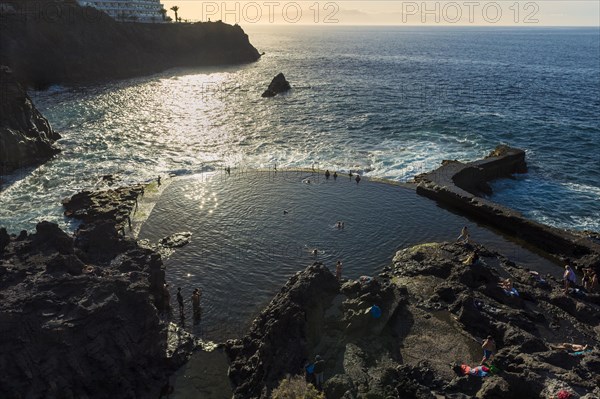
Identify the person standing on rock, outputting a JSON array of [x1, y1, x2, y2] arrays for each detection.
[[163, 283, 171, 311], [563, 263, 577, 293], [336, 260, 343, 282], [481, 336, 496, 364], [177, 287, 184, 316], [313, 355, 325, 390], [456, 226, 470, 244], [192, 288, 201, 318]]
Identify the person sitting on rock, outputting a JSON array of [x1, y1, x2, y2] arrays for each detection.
[[463, 252, 480, 266], [358, 275, 373, 285], [456, 226, 470, 244], [313, 355, 325, 390], [481, 335, 496, 364], [498, 278, 519, 296], [582, 268, 594, 291], [563, 263, 577, 293], [498, 278, 513, 291], [590, 271, 599, 292], [529, 271, 548, 287]]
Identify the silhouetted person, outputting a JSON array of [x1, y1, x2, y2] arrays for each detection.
[[314, 355, 325, 390], [355, 174, 361, 184], [192, 288, 201, 317], [348, 171, 353, 179], [333, 172, 338, 180], [157, 176, 161, 186], [325, 170, 330, 179], [163, 283, 171, 311], [336, 260, 343, 281], [177, 287, 184, 316]]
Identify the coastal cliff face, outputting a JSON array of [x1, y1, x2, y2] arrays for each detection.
[[0, 66, 60, 175], [227, 243, 600, 399], [0, 0, 261, 87]]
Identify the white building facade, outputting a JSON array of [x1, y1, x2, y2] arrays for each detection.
[[78, 0, 165, 22]]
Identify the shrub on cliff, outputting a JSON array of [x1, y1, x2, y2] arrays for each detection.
[[272, 375, 325, 399]]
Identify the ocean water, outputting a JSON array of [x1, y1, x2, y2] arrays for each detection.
[[0, 26, 599, 232]]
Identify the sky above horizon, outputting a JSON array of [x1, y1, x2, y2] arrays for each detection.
[[161, 1, 600, 26]]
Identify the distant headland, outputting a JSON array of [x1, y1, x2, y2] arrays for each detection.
[[0, 0, 261, 88]]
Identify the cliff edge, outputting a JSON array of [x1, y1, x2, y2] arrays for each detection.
[[0, 0, 261, 87]]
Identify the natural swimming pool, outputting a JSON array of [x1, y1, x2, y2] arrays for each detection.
[[138, 170, 559, 341]]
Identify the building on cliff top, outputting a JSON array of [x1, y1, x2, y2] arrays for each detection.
[[77, 0, 165, 22]]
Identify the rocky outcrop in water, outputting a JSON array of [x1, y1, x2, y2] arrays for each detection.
[[261, 73, 291, 98], [227, 242, 600, 398], [62, 184, 145, 230], [414, 146, 600, 271], [0, 0, 261, 88], [0, 185, 195, 398], [0, 66, 60, 175]]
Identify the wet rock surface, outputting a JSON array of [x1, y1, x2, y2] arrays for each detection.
[[261, 73, 291, 97], [0, 66, 60, 175], [62, 184, 145, 231], [0, 185, 198, 398], [227, 242, 600, 398]]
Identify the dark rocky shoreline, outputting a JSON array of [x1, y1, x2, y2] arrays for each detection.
[[0, 185, 199, 398], [0, 66, 60, 175], [226, 243, 600, 399], [2, 147, 600, 398]]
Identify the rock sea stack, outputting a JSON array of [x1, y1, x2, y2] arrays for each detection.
[[262, 73, 291, 97]]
